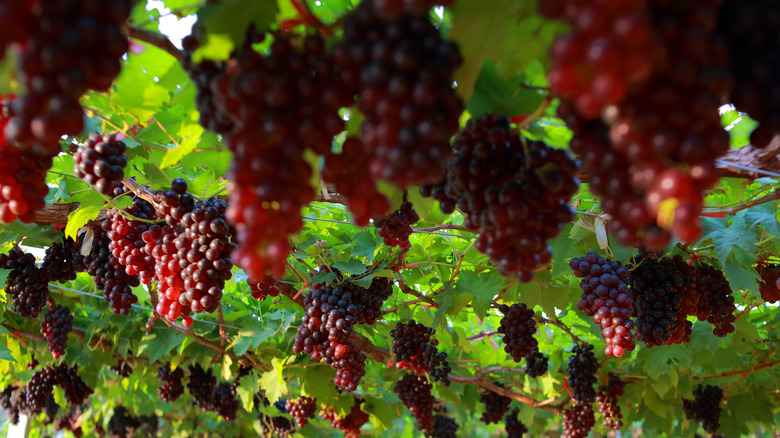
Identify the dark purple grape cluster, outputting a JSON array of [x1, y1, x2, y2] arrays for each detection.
[[44, 393, 59, 424], [478, 387, 511, 425], [109, 357, 132, 378], [525, 348, 549, 378], [570, 252, 636, 357], [0, 248, 50, 318], [250, 277, 281, 301], [83, 224, 141, 315], [213, 382, 239, 421], [497, 303, 538, 361], [423, 113, 579, 282], [186, 363, 216, 412], [73, 133, 128, 195], [42, 237, 86, 283], [41, 304, 73, 360], [320, 398, 370, 437], [138, 414, 159, 437], [334, 1, 462, 188], [628, 255, 694, 347], [597, 373, 626, 430], [390, 320, 451, 385], [1, 385, 24, 425], [108, 405, 141, 438], [322, 137, 390, 226], [26, 366, 58, 414], [153, 177, 196, 226], [259, 412, 294, 438], [285, 396, 317, 428], [55, 407, 82, 438], [683, 384, 723, 434], [375, 200, 419, 249], [359, 276, 394, 325], [57, 363, 93, 406], [757, 264, 780, 303], [567, 344, 598, 404], [562, 402, 595, 438], [104, 197, 157, 284], [505, 409, 528, 438], [429, 414, 458, 438], [395, 374, 435, 433], [717, 0, 780, 149], [693, 264, 736, 337], [157, 363, 185, 402]]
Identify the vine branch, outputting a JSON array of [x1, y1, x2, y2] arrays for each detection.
[[122, 24, 182, 60]]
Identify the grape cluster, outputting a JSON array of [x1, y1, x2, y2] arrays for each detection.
[[109, 358, 132, 378], [41, 304, 73, 360], [105, 197, 157, 284], [57, 363, 93, 406], [138, 414, 159, 437], [187, 364, 216, 412], [717, 0, 780, 148], [375, 200, 419, 249], [249, 277, 281, 301], [428, 414, 458, 438], [497, 303, 538, 361], [505, 409, 528, 438], [285, 396, 317, 428], [597, 373, 626, 430], [757, 264, 780, 303], [683, 384, 723, 434], [73, 133, 128, 195], [44, 393, 59, 424], [320, 398, 370, 438], [334, 1, 462, 188], [322, 137, 390, 226], [547, 0, 732, 247], [567, 344, 598, 404], [108, 406, 141, 438], [570, 252, 636, 357], [693, 264, 736, 337], [26, 366, 58, 414], [478, 387, 511, 425], [628, 255, 694, 347], [390, 320, 452, 385], [259, 409, 294, 438], [0, 248, 50, 318], [524, 348, 549, 378], [2, 386, 28, 425], [55, 406, 83, 438], [83, 224, 141, 315], [394, 374, 435, 433], [157, 363, 185, 402], [42, 238, 86, 283], [561, 402, 595, 438], [213, 382, 239, 421], [153, 177, 196, 226], [423, 113, 579, 281]]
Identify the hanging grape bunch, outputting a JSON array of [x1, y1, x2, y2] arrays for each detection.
[[285, 396, 317, 428], [56, 363, 93, 406], [73, 133, 128, 195], [422, 113, 579, 282], [568, 344, 598, 404], [105, 197, 157, 285], [320, 398, 370, 438], [478, 387, 511, 425], [505, 409, 528, 438], [390, 320, 452, 385], [153, 177, 196, 226], [108, 405, 141, 438], [570, 252, 636, 356], [83, 224, 142, 315], [394, 374, 436, 433], [693, 263, 736, 337], [375, 199, 419, 249], [497, 303, 539, 361], [683, 384, 724, 434], [524, 348, 549, 378], [40, 304, 73, 360], [41, 238, 86, 283], [561, 402, 595, 438], [249, 277, 281, 301], [597, 373, 626, 430], [187, 364, 217, 412], [757, 264, 780, 303], [1, 248, 50, 318], [213, 382, 239, 421], [157, 363, 185, 402], [430, 413, 459, 438]]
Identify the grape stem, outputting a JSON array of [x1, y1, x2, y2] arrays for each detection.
[[121, 24, 182, 60], [700, 188, 780, 216]]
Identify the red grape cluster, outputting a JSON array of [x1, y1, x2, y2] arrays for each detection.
[[285, 396, 317, 428], [186, 363, 217, 412], [83, 224, 141, 315], [561, 402, 595, 438], [322, 137, 390, 226], [524, 348, 549, 378], [547, 0, 733, 247], [567, 344, 598, 404], [505, 409, 528, 438], [213, 382, 239, 421], [0, 248, 50, 318], [683, 384, 723, 434], [497, 303, 538, 361], [153, 177, 196, 226], [108, 405, 141, 438], [423, 113, 579, 281], [628, 255, 694, 347], [105, 199, 157, 284], [249, 277, 281, 301], [717, 0, 780, 148], [42, 237, 86, 283], [693, 264, 736, 337], [375, 200, 419, 249], [478, 387, 511, 425], [597, 373, 626, 430], [570, 252, 636, 357], [429, 414, 458, 438], [157, 363, 185, 402], [369, 0, 453, 20], [757, 264, 780, 303], [41, 304, 73, 360], [320, 398, 370, 438], [390, 320, 452, 385], [334, 1, 462, 188], [394, 374, 435, 433], [73, 133, 128, 195]]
